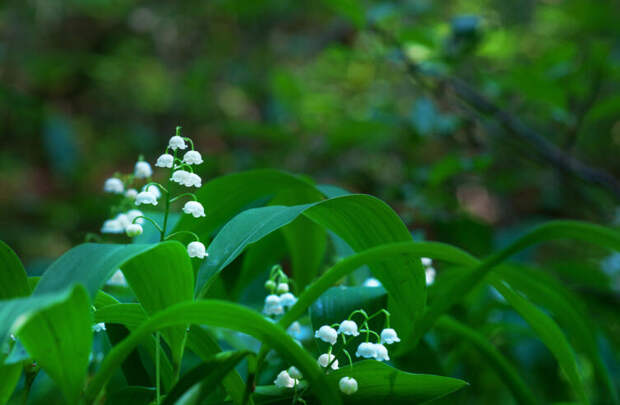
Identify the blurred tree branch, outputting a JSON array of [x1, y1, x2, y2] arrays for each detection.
[[370, 25, 620, 200]]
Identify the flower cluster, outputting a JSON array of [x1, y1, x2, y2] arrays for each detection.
[[421, 257, 436, 285], [100, 126, 209, 260], [262, 265, 298, 317]]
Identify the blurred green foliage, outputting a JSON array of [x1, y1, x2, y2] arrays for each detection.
[[0, 0, 618, 402]]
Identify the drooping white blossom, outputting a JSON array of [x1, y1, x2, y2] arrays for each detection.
[[279, 292, 297, 308], [337, 320, 359, 336], [339, 377, 358, 395], [93, 322, 106, 333], [171, 170, 191, 185], [263, 294, 284, 315], [187, 241, 207, 259], [126, 223, 143, 237], [355, 342, 376, 359], [421, 257, 433, 267], [168, 135, 187, 150], [380, 328, 400, 344], [182, 150, 203, 165], [276, 282, 289, 294], [317, 353, 339, 370], [107, 270, 127, 287], [114, 213, 130, 229], [101, 218, 124, 234], [126, 209, 144, 225], [287, 321, 301, 337], [372, 343, 390, 361], [425, 267, 436, 286], [125, 188, 138, 199], [134, 161, 153, 178], [264, 279, 276, 291], [156, 153, 174, 168], [135, 190, 158, 206], [186, 173, 202, 188], [274, 370, 297, 388], [104, 178, 124, 194], [144, 185, 162, 199], [363, 277, 381, 287], [315, 325, 338, 345], [182, 201, 206, 218], [287, 366, 303, 380]]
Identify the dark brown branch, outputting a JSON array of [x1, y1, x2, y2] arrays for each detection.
[[371, 25, 620, 200]]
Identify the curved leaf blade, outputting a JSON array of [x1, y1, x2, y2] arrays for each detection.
[[0, 240, 30, 299]]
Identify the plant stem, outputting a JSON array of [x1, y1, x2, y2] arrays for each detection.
[[156, 332, 161, 405]]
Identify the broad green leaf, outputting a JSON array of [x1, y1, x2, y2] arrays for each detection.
[[107, 386, 155, 405], [172, 169, 321, 238], [34, 241, 194, 368], [0, 240, 30, 299], [416, 221, 620, 345], [310, 286, 387, 332], [491, 280, 589, 404], [16, 285, 91, 403], [85, 300, 342, 405], [196, 195, 425, 335], [0, 362, 21, 405], [328, 360, 467, 403], [162, 350, 251, 405], [496, 265, 618, 404], [435, 316, 538, 405]]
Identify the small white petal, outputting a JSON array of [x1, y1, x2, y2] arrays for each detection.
[[339, 377, 358, 395], [134, 161, 153, 178], [372, 343, 390, 361], [126, 209, 144, 225], [168, 135, 187, 150], [337, 320, 359, 336], [126, 223, 143, 237], [156, 153, 174, 168], [182, 201, 206, 218], [314, 325, 338, 345], [279, 292, 297, 308], [421, 257, 433, 267], [92, 322, 106, 333], [317, 353, 338, 370], [182, 150, 203, 165], [103, 178, 124, 194], [107, 270, 127, 287], [135, 191, 158, 206], [101, 219, 124, 234], [380, 328, 400, 345], [171, 170, 190, 185], [276, 282, 289, 294], [425, 267, 436, 286], [363, 277, 381, 287], [355, 342, 375, 359], [287, 321, 301, 337], [187, 241, 207, 259], [125, 188, 138, 199], [274, 370, 297, 388], [263, 294, 284, 315]]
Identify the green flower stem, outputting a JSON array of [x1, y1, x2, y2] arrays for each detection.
[[169, 192, 197, 203], [172, 162, 194, 173], [183, 137, 194, 150], [342, 349, 354, 370], [360, 328, 381, 342], [348, 309, 369, 322], [132, 216, 163, 233], [367, 308, 391, 328], [143, 181, 168, 195], [165, 231, 200, 242]]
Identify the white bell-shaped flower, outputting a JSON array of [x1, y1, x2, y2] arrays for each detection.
[[279, 292, 297, 308], [187, 241, 207, 259], [143, 185, 161, 199], [171, 170, 191, 185], [337, 320, 359, 336], [355, 342, 376, 359], [425, 267, 436, 286], [125, 223, 143, 237], [263, 294, 284, 315], [373, 343, 390, 361], [92, 322, 106, 333], [380, 328, 400, 344], [287, 366, 303, 380], [186, 173, 202, 188], [276, 282, 289, 294], [183, 150, 203, 165], [125, 188, 138, 199], [314, 325, 338, 345], [114, 213, 130, 229], [363, 277, 381, 287], [317, 353, 338, 370], [421, 257, 433, 267], [339, 377, 358, 395], [135, 191, 158, 206], [103, 178, 124, 194], [156, 153, 174, 168], [126, 209, 144, 225], [287, 321, 301, 337], [107, 270, 127, 287], [101, 218, 124, 234], [134, 161, 153, 178], [168, 135, 187, 150], [274, 370, 297, 388], [182, 201, 206, 218]]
